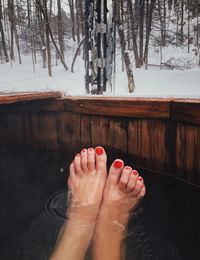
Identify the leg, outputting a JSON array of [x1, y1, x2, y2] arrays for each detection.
[[92, 159, 146, 260], [50, 147, 107, 260]]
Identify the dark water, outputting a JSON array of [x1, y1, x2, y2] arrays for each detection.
[[0, 147, 200, 260]]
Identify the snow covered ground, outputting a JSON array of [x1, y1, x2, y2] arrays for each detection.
[[0, 46, 200, 98]]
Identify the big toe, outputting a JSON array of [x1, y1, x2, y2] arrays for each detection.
[[108, 159, 124, 184], [95, 146, 107, 175]]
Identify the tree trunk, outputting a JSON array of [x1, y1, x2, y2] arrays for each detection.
[[57, 0, 65, 59], [116, 0, 136, 93], [127, 0, 140, 68], [36, 0, 68, 71], [139, 0, 144, 65], [180, 0, 184, 44], [68, 0, 75, 41], [144, 0, 156, 69], [8, 0, 14, 61], [0, 0, 9, 62], [44, 0, 52, 77]]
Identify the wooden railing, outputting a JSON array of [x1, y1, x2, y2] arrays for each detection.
[[0, 97, 200, 186]]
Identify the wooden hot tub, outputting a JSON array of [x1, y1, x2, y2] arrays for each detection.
[[0, 94, 200, 259], [0, 96, 199, 186]]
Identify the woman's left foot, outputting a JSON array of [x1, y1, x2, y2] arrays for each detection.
[[67, 147, 107, 222]]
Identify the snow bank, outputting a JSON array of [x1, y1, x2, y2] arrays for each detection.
[[0, 51, 200, 98]]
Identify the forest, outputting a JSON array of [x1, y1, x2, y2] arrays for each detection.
[[0, 0, 200, 93]]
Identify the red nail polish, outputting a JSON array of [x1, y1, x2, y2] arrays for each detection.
[[138, 176, 143, 182], [96, 147, 104, 155], [114, 160, 123, 168], [132, 170, 138, 176], [125, 166, 131, 170], [89, 148, 94, 152], [82, 149, 86, 153]]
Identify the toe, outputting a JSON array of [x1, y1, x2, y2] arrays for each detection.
[[108, 159, 124, 184], [126, 170, 138, 192], [74, 153, 82, 175], [137, 185, 146, 199], [95, 146, 107, 174], [80, 148, 88, 171], [119, 166, 132, 190], [68, 161, 76, 189], [87, 148, 95, 171], [132, 176, 144, 196]]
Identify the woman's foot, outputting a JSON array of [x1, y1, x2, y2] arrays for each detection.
[[50, 147, 107, 260], [67, 147, 107, 222], [100, 159, 146, 227], [92, 160, 146, 260]]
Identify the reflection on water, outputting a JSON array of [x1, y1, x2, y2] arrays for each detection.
[[0, 147, 200, 260]]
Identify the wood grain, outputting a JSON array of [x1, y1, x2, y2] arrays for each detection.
[[128, 119, 169, 172], [64, 97, 170, 119], [30, 112, 58, 150], [172, 101, 200, 125], [0, 112, 26, 146], [0, 91, 62, 105], [176, 123, 200, 184], [0, 97, 200, 186], [57, 112, 81, 153]]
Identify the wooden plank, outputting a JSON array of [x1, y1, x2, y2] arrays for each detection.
[[0, 91, 62, 105], [0, 99, 65, 112], [64, 97, 170, 119], [176, 123, 200, 185], [90, 116, 128, 156], [80, 115, 92, 148], [171, 101, 200, 125], [57, 112, 81, 153], [128, 119, 169, 172], [30, 112, 58, 150], [0, 112, 26, 146]]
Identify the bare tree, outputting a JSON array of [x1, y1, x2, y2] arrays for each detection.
[[0, 0, 8, 62]]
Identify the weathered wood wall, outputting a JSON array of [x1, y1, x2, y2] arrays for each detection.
[[0, 97, 200, 186]]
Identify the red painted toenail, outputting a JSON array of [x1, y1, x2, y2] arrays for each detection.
[[96, 147, 104, 155], [138, 176, 143, 182], [89, 148, 94, 151], [132, 170, 138, 176], [114, 160, 123, 168], [125, 166, 131, 170], [82, 149, 86, 153]]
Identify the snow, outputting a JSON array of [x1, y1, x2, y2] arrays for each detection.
[[0, 47, 200, 98]]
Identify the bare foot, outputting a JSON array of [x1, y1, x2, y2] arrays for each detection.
[[98, 159, 146, 229], [67, 147, 107, 222], [92, 160, 145, 260], [51, 147, 107, 260], [92, 160, 146, 260]]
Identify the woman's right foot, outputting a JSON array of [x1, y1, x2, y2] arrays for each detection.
[[98, 159, 146, 229], [92, 160, 146, 260]]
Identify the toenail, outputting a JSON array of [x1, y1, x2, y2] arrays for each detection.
[[96, 147, 104, 155], [82, 149, 87, 153], [114, 160, 123, 168], [132, 170, 138, 176], [138, 176, 143, 182], [125, 166, 132, 171], [76, 153, 80, 157], [89, 148, 94, 152]]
